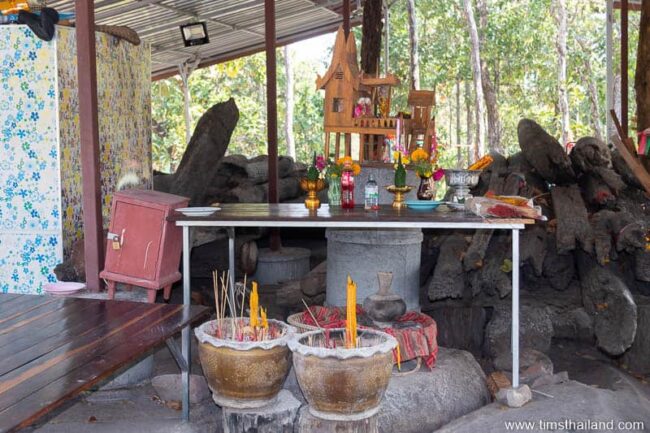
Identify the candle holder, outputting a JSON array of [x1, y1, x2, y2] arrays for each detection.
[[385, 185, 413, 209], [300, 178, 326, 210]]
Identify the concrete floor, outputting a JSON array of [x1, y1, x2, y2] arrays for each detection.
[[21, 339, 650, 433], [25, 335, 224, 433], [21, 289, 650, 433]]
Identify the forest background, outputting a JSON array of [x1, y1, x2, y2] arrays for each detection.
[[151, 0, 637, 173]]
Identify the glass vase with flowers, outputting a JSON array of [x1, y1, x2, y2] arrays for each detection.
[[409, 148, 444, 200], [327, 156, 361, 209]]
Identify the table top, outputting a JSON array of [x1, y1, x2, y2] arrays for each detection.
[[0, 294, 209, 433], [169, 203, 534, 229]]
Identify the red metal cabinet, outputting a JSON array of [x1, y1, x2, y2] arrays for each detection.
[[99, 189, 189, 303]]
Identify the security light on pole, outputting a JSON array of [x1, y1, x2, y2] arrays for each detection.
[[180, 22, 209, 47]]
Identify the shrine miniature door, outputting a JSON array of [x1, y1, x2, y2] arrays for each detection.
[[100, 189, 189, 303]]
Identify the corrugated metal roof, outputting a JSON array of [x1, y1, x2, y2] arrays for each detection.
[[47, 0, 355, 79]]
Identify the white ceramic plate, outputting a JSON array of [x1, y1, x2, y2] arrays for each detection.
[[44, 282, 86, 295], [176, 207, 220, 217]]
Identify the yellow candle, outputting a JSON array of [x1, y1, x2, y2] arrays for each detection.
[[261, 307, 268, 329], [250, 281, 259, 328], [346, 275, 357, 348], [396, 344, 401, 370]]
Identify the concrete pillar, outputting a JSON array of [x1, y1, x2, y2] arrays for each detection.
[[326, 229, 423, 310]]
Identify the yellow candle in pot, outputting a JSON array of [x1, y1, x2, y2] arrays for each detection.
[[261, 307, 268, 329], [250, 281, 259, 328], [346, 275, 358, 349], [396, 344, 401, 370]]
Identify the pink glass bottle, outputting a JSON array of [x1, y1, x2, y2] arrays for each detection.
[[341, 170, 355, 209]]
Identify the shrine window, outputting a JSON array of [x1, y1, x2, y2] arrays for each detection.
[[332, 98, 344, 113]]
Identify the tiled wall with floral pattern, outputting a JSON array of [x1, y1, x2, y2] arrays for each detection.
[[0, 26, 62, 294], [0, 25, 151, 294], [57, 27, 152, 257]]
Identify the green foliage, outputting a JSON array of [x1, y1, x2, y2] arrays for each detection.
[[151, 0, 638, 171]]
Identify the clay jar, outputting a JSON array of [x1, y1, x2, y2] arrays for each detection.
[[288, 328, 397, 421], [363, 272, 407, 325], [195, 318, 294, 409]]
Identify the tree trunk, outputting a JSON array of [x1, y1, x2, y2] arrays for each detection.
[[477, 0, 503, 154], [449, 88, 453, 150], [553, 0, 572, 146], [636, 0, 650, 152], [406, 0, 420, 90], [179, 73, 192, 146], [361, 0, 383, 76], [465, 80, 472, 165], [456, 79, 462, 167], [576, 38, 603, 141], [462, 0, 486, 162], [283, 45, 296, 160]]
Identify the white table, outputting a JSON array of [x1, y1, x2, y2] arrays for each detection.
[[171, 203, 534, 409]]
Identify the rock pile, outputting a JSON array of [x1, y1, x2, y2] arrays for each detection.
[[424, 118, 650, 376], [153, 99, 306, 205]]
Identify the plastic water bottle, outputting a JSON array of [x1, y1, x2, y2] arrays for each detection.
[[364, 174, 379, 211]]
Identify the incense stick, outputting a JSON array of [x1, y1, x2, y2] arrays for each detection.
[[301, 298, 323, 329]]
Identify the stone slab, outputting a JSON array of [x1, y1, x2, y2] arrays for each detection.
[[436, 381, 650, 433]]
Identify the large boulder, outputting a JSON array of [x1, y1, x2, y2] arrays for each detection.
[[287, 347, 490, 433], [576, 251, 637, 356], [494, 348, 554, 385], [485, 306, 554, 358], [426, 306, 487, 357], [377, 348, 490, 433], [552, 307, 595, 342], [161, 98, 240, 205], [517, 119, 575, 185], [622, 299, 650, 375], [435, 380, 650, 433]]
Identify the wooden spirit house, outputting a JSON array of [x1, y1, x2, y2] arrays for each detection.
[[316, 26, 363, 130], [317, 26, 407, 161]]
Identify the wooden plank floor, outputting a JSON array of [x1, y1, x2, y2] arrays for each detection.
[[0, 294, 209, 433]]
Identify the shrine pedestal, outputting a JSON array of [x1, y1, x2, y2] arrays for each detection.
[[325, 229, 422, 310]]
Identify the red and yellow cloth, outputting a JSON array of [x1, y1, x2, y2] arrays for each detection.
[[300, 306, 439, 369]]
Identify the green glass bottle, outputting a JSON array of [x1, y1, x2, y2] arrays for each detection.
[[395, 153, 406, 187], [307, 151, 319, 181]]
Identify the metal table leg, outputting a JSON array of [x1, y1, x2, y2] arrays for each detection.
[[511, 228, 520, 388], [227, 228, 236, 309], [181, 225, 191, 421]]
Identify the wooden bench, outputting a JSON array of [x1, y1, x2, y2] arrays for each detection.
[[0, 294, 209, 433]]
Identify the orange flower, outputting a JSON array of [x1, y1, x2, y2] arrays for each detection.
[[336, 156, 354, 167], [410, 148, 429, 162], [352, 163, 361, 176]]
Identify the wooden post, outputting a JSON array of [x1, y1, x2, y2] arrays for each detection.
[[265, 0, 281, 251], [75, 0, 103, 292], [622, 0, 629, 136], [343, 0, 351, 37]]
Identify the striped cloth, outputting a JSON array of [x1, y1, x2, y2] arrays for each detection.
[[300, 306, 438, 369]]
